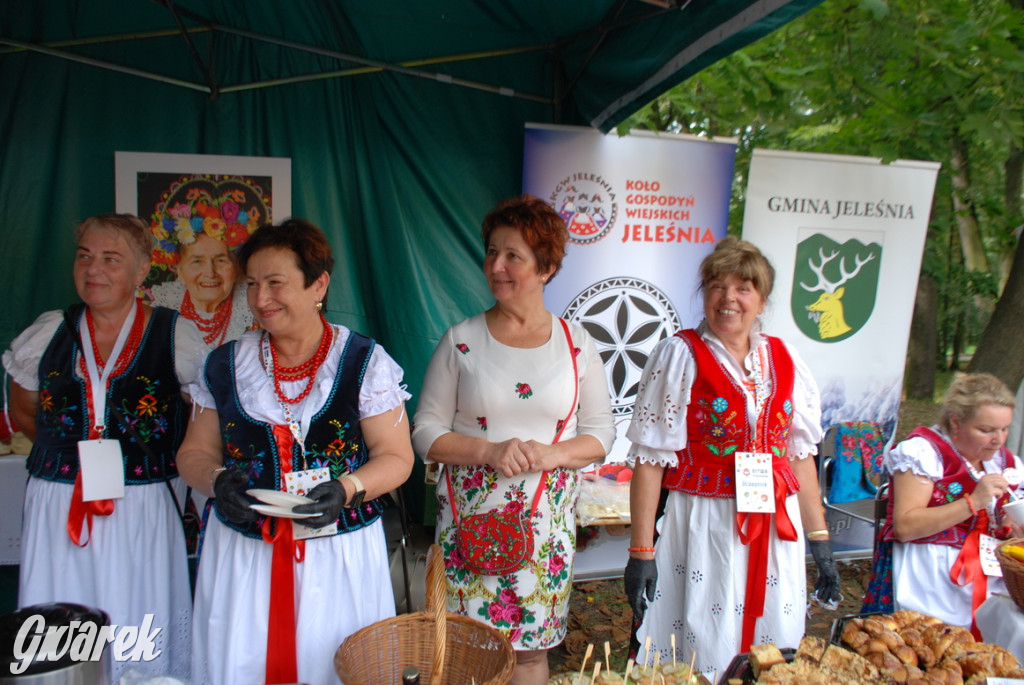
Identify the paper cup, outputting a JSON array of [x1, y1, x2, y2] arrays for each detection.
[[1003, 498, 1024, 526]]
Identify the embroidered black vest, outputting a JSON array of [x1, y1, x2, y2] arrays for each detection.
[[29, 304, 188, 484], [205, 330, 386, 539]]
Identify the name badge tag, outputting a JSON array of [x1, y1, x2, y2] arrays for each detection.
[[78, 440, 125, 501], [735, 451, 775, 513], [979, 534, 1003, 577], [286, 467, 338, 540]]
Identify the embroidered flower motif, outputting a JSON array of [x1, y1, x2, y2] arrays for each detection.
[[710, 425, 725, 438], [712, 397, 728, 413], [135, 394, 158, 416], [456, 343, 470, 354], [325, 438, 346, 455], [574, 347, 581, 357], [783, 399, 793, 414], [555, 419, 565, 434], [515, 382, 533, 399], [477, 417, 487, 431], [39, 390, 54, 412], [949, 482, 963, 495]]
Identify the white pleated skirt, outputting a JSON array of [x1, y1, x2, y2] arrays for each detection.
[[635, 491, 807, 684], [18, 476, 192, 682], [192, 514, 395, 685]]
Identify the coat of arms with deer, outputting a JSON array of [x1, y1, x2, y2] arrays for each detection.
[[791, 235, 882, 343]]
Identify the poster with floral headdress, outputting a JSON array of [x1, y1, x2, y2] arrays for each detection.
[[115, 152, 292, 347]]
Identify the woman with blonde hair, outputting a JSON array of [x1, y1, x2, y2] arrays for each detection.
[[864, 372, 1024, 635]]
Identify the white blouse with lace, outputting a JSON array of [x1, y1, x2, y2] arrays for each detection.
[[626, 321, 822, 466]]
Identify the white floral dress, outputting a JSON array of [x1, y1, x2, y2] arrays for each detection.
[[412, 313, 615, 649]]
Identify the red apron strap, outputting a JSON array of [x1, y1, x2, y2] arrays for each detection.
[[66, 471, 114, 547], [262, 423, 306, 684], [735, 467, 798, 652], [950, 511, 990, 641]]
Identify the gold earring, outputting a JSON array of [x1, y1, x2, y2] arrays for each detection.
[[316, 301, 323, 311]]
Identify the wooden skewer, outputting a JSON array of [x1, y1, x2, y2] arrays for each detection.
[[643, 636, 652, 668], [653, 651, 661, 669], [688, 650, 697, 683], [624, 658, 635, 682], [604, 640, 611, 673], [671, 634, 676, 666], [579, 643, 594, 682], [590, 662, 602, 685]]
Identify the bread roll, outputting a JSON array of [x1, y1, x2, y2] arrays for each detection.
[[749, 643, 786, 678]]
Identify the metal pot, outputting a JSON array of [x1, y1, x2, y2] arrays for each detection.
[[0, 603, 111, 683]]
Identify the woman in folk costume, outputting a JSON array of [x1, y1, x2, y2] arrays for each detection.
[[863, 373, 1024, 634], [412, 196, 615, 685], [3, 213, 208, 681], [623, 236, 839, 682], [178, 218, 414, 685]]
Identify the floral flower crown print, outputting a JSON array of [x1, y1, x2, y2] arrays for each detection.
[[147, 175, 272, 283]]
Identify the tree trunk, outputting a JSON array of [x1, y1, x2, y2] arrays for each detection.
[[906, 272, 937, 400], [968, 236, 1024, 391], [1002, 143, 1024, 290], [949, 132, 990, 273]]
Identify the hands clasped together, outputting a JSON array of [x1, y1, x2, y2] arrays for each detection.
[[487, 438, 560, 477]]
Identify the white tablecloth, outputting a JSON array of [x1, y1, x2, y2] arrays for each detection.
[[977, 593, 1024, 662], [0, 454, 28, 565]]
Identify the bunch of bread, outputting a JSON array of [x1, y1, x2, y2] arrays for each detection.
[[744, 636, 879, 684], [839, 610, 1024, 683]]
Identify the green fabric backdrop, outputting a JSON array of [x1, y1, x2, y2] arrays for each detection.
[[0, 0, 824, 515]]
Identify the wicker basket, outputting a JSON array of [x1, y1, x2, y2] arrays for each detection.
[[335, 544, 515, 685], [996, 537, 1024, 613]]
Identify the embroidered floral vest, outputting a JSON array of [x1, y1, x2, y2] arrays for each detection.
[[662, 329, 800, 498], [205, 330, 386, 539], [882, 426, 1019, 547], [28, 304, 188, 484]]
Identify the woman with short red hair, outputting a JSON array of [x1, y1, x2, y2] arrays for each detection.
[[413, 196, 615, 684]]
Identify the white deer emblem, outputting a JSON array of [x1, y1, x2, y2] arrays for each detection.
[[800, 247, 876, 339]]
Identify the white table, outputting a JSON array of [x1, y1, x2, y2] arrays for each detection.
[[977, 593, 1024, 662], [0, 454, 28, 565]]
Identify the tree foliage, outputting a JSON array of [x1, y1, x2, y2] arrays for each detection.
[[621, 0, 1024, 394]]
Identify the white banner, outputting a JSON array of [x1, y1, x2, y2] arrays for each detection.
[[523, 124, 737, 462], [742, 149, 940, 440]]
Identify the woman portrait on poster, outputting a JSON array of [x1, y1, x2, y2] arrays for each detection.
[[146, 176, 263, 346]]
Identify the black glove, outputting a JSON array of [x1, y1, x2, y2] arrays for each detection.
[[623, 557, 658, 623], [292, 479, 347, 528], [809, 538, 841, 609], [213, 467, 258, 524]]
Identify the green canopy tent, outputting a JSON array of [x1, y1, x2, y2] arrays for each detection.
[[0, 0, 823, 513]]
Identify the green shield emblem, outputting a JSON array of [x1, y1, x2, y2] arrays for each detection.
[[791, 234, 881, 343]]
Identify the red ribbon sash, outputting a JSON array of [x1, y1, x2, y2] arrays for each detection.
[[735, 464, 798, 653], [949, 509, 989, 641], [66, 471, 114, 547], [260, 424, 306, 684]]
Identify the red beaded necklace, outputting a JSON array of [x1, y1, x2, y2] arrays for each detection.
[[269, 314, 333, 405], [79, 299, 146, 378], [181, 290, 234, 346]]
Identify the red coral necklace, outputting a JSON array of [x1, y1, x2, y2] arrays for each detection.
[[269, 314, 332, 405], [181, 290, 234, 346]]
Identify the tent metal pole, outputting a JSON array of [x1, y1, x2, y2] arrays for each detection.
[[203, 20, 553, 104], [0, 37, 210, 93], [0, 27, 209, 55], [159, 0, 219, 97]]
